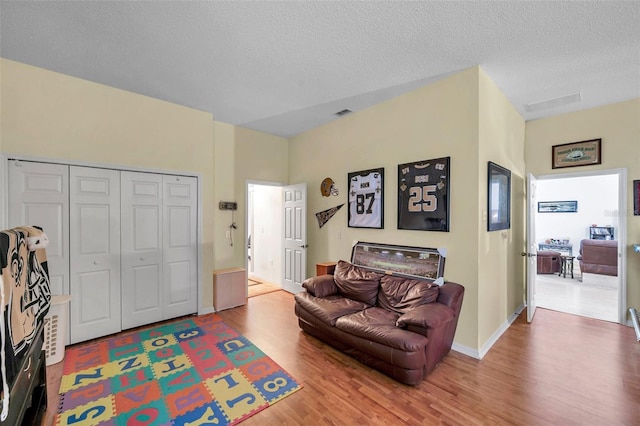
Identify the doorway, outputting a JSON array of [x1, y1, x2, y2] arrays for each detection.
[[533, 169, 626, 323], [246, 182, 283, 297]]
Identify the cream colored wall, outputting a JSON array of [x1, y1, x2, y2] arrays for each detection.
[[477, 69, 526, 348], [290, 68, 482, 349], [0, 59, 216, 308], [525, 99, 640, 319], [231, 126, 289, 269]]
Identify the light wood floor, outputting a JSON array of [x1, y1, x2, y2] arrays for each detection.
[[536, 272, 618, 322], [248, 276, 281, 298], [44, 290, 640, 425]]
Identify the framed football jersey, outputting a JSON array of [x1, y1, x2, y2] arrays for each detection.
[[397, 157, 450, 231], [348, 168, 384, 229]]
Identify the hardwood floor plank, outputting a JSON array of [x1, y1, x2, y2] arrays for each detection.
[[44, 290, 640, 425]]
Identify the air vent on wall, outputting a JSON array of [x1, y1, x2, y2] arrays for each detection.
[[334, 109, 352, 116], [524, 92, 582, 113]]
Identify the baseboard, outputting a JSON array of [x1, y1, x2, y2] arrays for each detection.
[[451, 342, 480, 359], [452, 303, 525, 360], [198, 306, 216, 316]]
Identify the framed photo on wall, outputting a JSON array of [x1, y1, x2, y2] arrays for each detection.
[[348, 168, 384, 228], [634, 180, 640, 216], [552, 138, 601, 169], [487, 161, 511, 231], [397, 157, 450, 231]]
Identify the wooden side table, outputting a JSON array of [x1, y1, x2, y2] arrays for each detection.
[[316, 262, 337, 276]]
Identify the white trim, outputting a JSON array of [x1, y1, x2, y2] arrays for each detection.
[[3, 153, 198, 178], [3, 153, 204, 320], [0, 157, 6, 230], [452, 302, 525, 360], [244, 179, 285, 278], [198, 306, 216, 316], [534, 168, 627, 324]]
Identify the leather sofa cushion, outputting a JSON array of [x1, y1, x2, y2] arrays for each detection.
[[335, 307, 428, 351], [396, 303, 455, 329], [302, 274, 338, 297], [294, 292, 370, 326], [333, 260, 383, 306], [377, 275, 439, 314]]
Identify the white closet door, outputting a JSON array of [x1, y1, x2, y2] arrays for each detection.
[[162, 175, 197, 319], [121, 171, 163, 329], [69, 166, 121, 344], [8, 160, 70, 297]]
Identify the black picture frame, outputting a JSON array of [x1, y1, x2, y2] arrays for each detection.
[[347, 168, 384, 229], [634, 180, 640, 216], [487, 161, 511, 231], [397, 157, 450, 231], [537, 200, 578, 213]]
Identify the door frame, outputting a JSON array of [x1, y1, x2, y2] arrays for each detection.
[[530, 168, 627, 324], [1, 153, 205, 315], [245, 179, 285, 284]]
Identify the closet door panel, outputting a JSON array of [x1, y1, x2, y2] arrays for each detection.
[[8, 160, 69, 297], [162, 175, 197, 319], [70, 166, 121, 344], [121, 172, 163, 329]]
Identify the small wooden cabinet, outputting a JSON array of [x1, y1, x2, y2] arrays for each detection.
[[316, 262, 337, 276], [213, 267, 247, 311]]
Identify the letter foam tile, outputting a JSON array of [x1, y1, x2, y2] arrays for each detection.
[[55, 314, 303, 425]]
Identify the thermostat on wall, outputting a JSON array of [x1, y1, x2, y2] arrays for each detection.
[[219, 201, 237, 211]]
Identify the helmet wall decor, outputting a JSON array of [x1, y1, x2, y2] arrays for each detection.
[[320, 177, 339, 197]]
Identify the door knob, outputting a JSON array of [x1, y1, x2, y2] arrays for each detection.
[[93, 261, 99, 265], [299, 244, 309, 249]]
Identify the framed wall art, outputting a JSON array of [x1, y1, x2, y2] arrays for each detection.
[[397, 156, 450, 231], [350, 241, 447, 285], [552, 138, 601, 169], [348, 168, 384, 228], [634, 180, 640, 216], [537, 200, 578, 213], [487, 161, 511, 231]]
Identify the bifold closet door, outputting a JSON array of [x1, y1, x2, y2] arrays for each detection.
[[69, 166, 121, 344], [121, 171, 163, 329], [162, 175, 197, 319], [8, 160, 70, 297]]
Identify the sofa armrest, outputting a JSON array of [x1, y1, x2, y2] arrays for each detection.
[[302, 274, 338, 297], [396, 303, 455, 329]]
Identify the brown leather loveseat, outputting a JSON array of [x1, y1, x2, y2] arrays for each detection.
[[578, 239, 618, 276], [294, 260, 464, 385]]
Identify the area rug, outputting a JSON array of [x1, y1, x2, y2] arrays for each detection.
[[54, 314, 302, 425]]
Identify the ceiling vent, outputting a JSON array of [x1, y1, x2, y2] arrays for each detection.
[[524, 92, 582, 113], [334, 109, 352, 116]]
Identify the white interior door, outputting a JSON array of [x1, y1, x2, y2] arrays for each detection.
[[282, 183, 307, 294], [70, 166, 121, 343], [121, 171, 163, 329], [8, 160, 70, 297], [526, 173, 538, 322], [162, 175, 197, 319]]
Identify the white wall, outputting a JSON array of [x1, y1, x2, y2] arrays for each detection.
[[536, 174, 619, 253], [251, 184, 283, 284]]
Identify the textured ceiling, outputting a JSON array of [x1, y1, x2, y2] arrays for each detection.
[[1, 1, 639, 138]]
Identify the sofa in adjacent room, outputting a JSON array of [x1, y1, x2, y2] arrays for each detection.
[[577, 239, 618, 276], [294, 260, 465, 385]]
